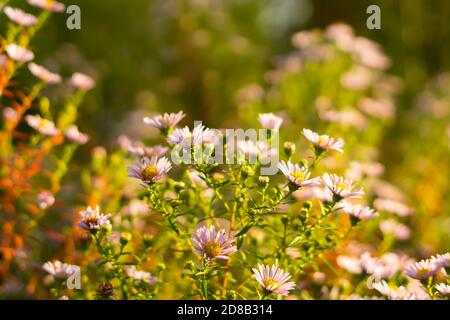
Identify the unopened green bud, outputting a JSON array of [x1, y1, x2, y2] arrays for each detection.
[[283, 141, 296, 158], [143, 234, 154, 247], [120, 232, 132, 246], [258, 176, 270, 188]]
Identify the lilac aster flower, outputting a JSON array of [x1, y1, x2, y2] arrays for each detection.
[[302, 128, 344, 153], [167, 124, 219, 147], [435, 283, 450, 296], [278, 160, 321, 188], [127, 156, 172, 184], [42, 260, 79, 279], [257, 113, 283, 130], [143, 111, 185, 129], [37, 191, 55, 209], [65, 125, 90, 145], [252, 264, 296, 296], [28, 63, 62, 84], [27, 0, 65, 13], [339, 202, 379, 221], [6, 44, 34, 63], [71, 72, 95, 90], [191, 225, 237, 261], [404, 259, 440, 280], [78, 206, 111, 231], [3, 6, 38, 26], [322, 173, 364, 201], [431, 252, 450, 269], [25, 114, 60, 136]]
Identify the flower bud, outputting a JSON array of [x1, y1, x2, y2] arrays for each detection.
[[143, 234, 154, 247], [283, 141, 296, 158], [120, 232, 132, 246], [258, 176, 270, 188]]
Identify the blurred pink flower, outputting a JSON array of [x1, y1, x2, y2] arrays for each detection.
[[37, 191, 55, 209], [257, 113, 283, 130], [71, 72, 96, 90], [65, 125, 90, 144], [379, 219, 411, 240], [27, 0, 65, 13], [25, 114, 60, 136], [5, 44, 34, 62], [143, 111, 185, 129], [28, 63, 62, 84], [3, 6, 38, 26]]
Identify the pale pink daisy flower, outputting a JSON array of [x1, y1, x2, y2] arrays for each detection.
[[339, 202, 379, 222], [127, 156, 172, 184], [325, 23, 354, 51], [5, 44, 34, 63], [340, 66, 373, 90], [345, 161, 384, 180], [358, 97, 395, 119], [322, 173, 364, 201], [187, 169, 208, 188], [28, 63, 62, 84], [65, 125, 89, 145], [37, 191, 55, 209], [291, 30, 320, 48], [302, 128, 344, 153], [435, 283, 450, 296], [78, 206, 111, 231], [372, 281, 430, 300], [351, 37, 391, 70], [252, 264, 296, 296], [431, 253, 450, 268], [374, 198, 414, 217], [191, 225, 237, 261], [257, 113, 283, 130], [3, 6, 38, 26], [71, 72, 95, 90], [42, 261, 79, 279], [125, 266, 157, 285], [117, 135, 168, 158], [0, 54, 8, 67], [3, 107, 19, 122], [143, 111, 185, 129], [27, 0, 65, 13], [278, 160, 321, 188], [404, 259, 440, 280], [336, 255, 362, 274], [379, 219, 411, 240], [167, 124, 219, 147], [320, 109, 367, 130], [25, 114, 60, 136]]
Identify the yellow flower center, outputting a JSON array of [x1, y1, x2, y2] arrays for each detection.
[[291, 171, 305, 181], [263, 278, 280, 290], [335, 182, 348, 190], [317, 135, 327, 145], [141, 165, 158, 181], [203, 242, 222, 258], [417, 268, 430, 277]]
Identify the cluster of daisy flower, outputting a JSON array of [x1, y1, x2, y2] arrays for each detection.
[[1, 6, 447, 301]]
